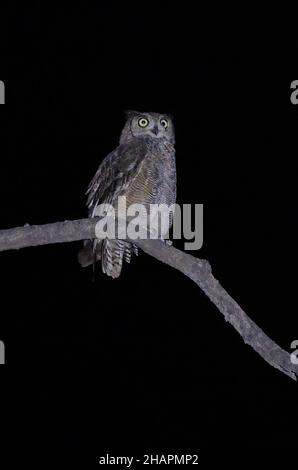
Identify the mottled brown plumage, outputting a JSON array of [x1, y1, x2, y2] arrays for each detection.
[[78, 111, 176, 278]]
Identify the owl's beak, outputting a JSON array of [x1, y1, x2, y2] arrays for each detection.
[[152, 125, 159, 135]]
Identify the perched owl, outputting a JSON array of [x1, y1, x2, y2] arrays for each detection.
[[78, 110, 176, 278]]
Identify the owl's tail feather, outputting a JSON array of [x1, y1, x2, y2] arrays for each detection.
[[78, 239, 137, 278], [101, 239, 124, 278]]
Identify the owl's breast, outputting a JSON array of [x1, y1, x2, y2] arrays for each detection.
[[124, 142, 176, 208]]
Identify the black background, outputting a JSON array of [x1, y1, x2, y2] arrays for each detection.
[[0, 3, 298, 465]]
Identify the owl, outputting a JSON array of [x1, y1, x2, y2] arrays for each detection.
[[78, 110, 176, 278]]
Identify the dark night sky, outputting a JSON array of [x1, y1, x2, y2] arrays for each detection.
[[0, 3, 298, 464]]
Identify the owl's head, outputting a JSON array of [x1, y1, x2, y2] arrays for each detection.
[[120, 110, 175, 145]]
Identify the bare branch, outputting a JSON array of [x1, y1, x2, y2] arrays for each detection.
[[0, 218, 297, 381]]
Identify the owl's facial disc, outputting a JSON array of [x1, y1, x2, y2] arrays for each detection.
[[128, 113, 173, 142]]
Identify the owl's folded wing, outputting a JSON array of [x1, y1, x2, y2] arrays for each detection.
[[86, 139, 149, 217]]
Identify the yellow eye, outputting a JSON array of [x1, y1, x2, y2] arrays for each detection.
[[160, 118, 168, 129], [138, 117, 149, 128]]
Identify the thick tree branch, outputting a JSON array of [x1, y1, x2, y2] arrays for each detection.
[[0, 218, 297, 381]]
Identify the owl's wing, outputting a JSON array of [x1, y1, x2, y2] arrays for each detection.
[[86, 139, 148, 216]]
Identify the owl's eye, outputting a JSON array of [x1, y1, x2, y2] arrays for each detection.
[[138, 117, 149, 128], [160, 118, 168, 129]]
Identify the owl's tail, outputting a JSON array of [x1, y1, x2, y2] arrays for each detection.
[[78, 239, 138, 278]]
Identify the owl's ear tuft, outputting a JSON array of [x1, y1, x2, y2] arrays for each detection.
[[124, 110, 139, 119], [165, 112, 174, 121]]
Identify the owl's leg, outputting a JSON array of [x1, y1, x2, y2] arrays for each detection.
[[78, 239, 102, 268]]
